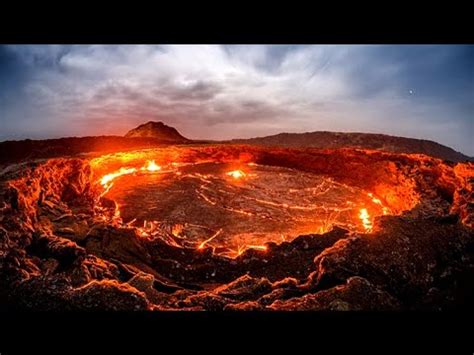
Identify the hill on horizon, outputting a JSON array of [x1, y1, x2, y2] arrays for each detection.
[[124, 121, 190, 142], [0, 122, 471, 165], [229, 130, 472, 162]]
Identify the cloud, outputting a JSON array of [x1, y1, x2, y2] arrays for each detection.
[[0, 45, 472, 155]]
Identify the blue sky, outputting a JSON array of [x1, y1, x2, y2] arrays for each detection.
[[0, 45, 472, 155]]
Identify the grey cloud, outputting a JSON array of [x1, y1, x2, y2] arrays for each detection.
[[162, 81, 223, 102], [203, 99, 291, 126], [223, 45, 299, 74], [0, 45, 472, 156]]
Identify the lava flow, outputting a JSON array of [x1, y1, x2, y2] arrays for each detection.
[[94, 154, 391, 258], [226, 170, 246, 179], [359, 208, 372, 231], [100, 160, 162, 188]]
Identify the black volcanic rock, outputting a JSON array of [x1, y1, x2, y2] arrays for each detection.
[[125, 121, 189, 142], [269, 276, 401, 311], [230, 131, 472, 162]]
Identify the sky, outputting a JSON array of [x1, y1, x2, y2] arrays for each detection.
[[0, 45, 472, 155]]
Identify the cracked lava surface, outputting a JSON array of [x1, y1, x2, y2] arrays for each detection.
[[1, 144, 473, 311], [105, 161, 388, 256], [93, 148, 390, 257]]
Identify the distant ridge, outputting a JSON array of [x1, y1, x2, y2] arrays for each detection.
[[229, 131, 472, 162], [1, 123, 471, 165], [125, 121, 189, 142]]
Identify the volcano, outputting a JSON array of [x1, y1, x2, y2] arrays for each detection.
[[0, 122, 473, 311], [124, 121, 190, 142]]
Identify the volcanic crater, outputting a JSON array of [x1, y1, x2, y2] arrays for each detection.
[[0, 124, 473, 311]]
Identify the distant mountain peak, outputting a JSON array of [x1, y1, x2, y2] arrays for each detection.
[[125, 121, 189, 142]]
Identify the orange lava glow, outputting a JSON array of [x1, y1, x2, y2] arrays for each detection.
[[100, 167, 137, 189], [222, 244, 267, 258], [172, 224, 184, 237], [226, 170, 246, 179], [143, 160, 161, 172], [368, 192, 391, 215], [198, 229, 223, 250], [99, 160, 162, 190], [95, 153, 392, 257], [359, 208, 372, 231], [246, 245, 267, 251]]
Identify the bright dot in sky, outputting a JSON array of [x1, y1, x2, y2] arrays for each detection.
[[409, 89, 414, 95]]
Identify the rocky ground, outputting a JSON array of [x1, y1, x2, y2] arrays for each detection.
[[0, 145, 473, 311]]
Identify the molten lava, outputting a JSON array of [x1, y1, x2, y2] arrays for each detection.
[[100, 167, 137, 189], [226, 170, 246, 179], [99, 160, 163, 190], [144, 160, 161, 172], [198, 228, 223, 249], [359, 208, 372, 231], [95, 153, 393, 259], [368, 192, 390, 215]]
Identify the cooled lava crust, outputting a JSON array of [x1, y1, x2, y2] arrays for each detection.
[[0, 144, 473, 311]]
